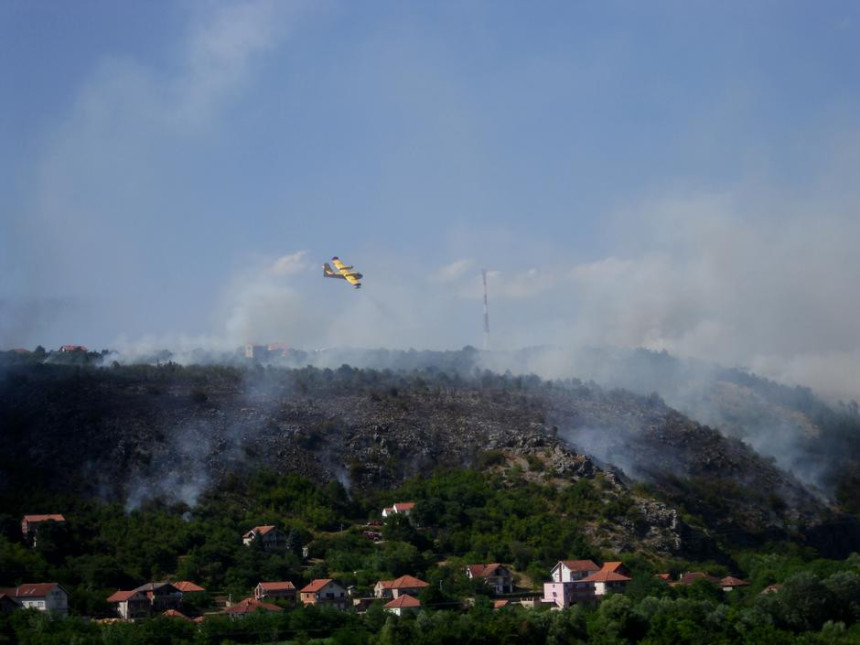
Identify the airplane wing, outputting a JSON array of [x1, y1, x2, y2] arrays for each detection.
[[330, 256, 363, 288]]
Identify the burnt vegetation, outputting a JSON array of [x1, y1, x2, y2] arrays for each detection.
[[1, 349, 859, 642]]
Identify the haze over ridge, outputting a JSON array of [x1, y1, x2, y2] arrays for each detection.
[[2, 1, 860, 402]]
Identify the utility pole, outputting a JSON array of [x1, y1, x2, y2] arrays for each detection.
[[482, 269, 490, 350]]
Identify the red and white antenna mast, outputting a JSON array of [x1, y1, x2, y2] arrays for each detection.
[[482, 269, 490, 350]]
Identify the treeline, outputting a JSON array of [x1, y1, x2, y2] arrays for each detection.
[[2, 563, 860, 644], [1, 465, 859, 642]]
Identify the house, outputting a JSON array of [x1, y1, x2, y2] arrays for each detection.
[[59, 345, 88, 353], [224, 597, 283, 617], [299, 579, 348, 610], [133, 582, 182, 612], [107, 590, 150, 620], [542, 582, 576, 610], [21, 515, 66, 547], [160, 609, 193, 621], [761, 583, 782, 595], [550, 560, 600, 583], [373, 575, 429, 599], [466, 563, 514, 595], [601, 562, 631, 577], [493, 600, 510, 610], [242, 525, 286, 552], [173, 581, 205, 594], [673, 571, 721, 587], [577, 567, 632, 599], [255, 581, 296, 603], [720, 576, 750, 592], [384, 594, 421, 616], [11, 583, 69, 617], [381, 502, 415, 518], [543, 561, 630, 609]]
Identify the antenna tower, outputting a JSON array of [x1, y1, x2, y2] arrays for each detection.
[[482, 269, 490, 350]]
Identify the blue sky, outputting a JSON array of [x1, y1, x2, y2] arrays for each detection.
[[2, 1, 860, 398]]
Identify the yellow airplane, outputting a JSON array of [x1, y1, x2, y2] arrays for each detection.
[[323, 256, 363, 289]]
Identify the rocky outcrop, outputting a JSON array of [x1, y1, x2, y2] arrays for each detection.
[[0, 363, 848, 556]]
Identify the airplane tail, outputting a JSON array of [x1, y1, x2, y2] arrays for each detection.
[[323, 263, 336, 277]]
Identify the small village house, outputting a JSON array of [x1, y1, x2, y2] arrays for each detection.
[[107, 582, 182, 619], [21, 515, 66, 547], [465, 563, 514, 595], [384, 594, 421, 616], [224, 597, 283, 618], [160, 609, 193, 621], [373, 575, 429, 600], [242, 525, 286, 552], [543, 561, 631, 609], [720, 576, 750, 592], [550, 560, 600, 583], [255, 581, 296, 603], [5, 583, 69, 617], [107, 590, 150, 620], [381, 502, 415, 518], [172, 581, 205, 594], [299, 579, 348, 610]]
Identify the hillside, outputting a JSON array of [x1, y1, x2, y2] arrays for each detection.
[[1, 356, 856, 560]]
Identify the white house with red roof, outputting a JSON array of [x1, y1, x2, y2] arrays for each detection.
[[550, 559, 600, 583], [10, 583, 68, 617], [384, 594, 421, 616], [577, 567, 632, 598], [381, 502, 415, 518], [255, 581, 296, 603], [242, 525, 286, 552], [21, 515, 66, 547], [373, 575, 429, 599], [298, 579, 348, 610], [107, 590, 150, 619], [543, 561, 631, 609], [465, 563, 514, 595], [720, 576, 750, 592]]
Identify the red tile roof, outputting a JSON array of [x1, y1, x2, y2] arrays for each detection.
[[677, 572, 721, 586], [160, 609, 192, 621], [559, 559, 600, 572], [173, 581, 205, 593], [389, 575, 429, 589], [244, 525, 277, 538], [467, 563, 509, 579], [720, 576, 749, 587], [393, 502, 415, 512], [258, 581, 296, 592], [15, 583, 62, 598], [106, 590, 139, 603], [493, 600, 510, 609], [300, 579, 334, 593], [22, 514, 66, 523], [60, 345, 88, 352], [385, 595, 421, 609], [224, 597, 283, 614], [581, 570, 632, 583]]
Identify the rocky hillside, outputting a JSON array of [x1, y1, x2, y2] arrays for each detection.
[[0, 359, 856, 558]]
